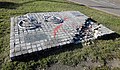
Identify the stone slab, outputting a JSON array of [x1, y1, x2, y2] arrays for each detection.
[[10, 11, 114, 60]]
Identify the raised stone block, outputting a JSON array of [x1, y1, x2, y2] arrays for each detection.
[[10, 11, 115, 61]]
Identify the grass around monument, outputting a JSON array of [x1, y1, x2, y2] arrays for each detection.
[[0, 0, 120, 70]]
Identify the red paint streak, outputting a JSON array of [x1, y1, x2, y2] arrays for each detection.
[[54, 24, 63, 38], [53, 16, 69, 38]]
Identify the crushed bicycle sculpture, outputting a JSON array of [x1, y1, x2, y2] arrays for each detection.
[[10, 11, 114, 60]]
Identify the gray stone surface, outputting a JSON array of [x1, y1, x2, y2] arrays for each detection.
[[10, 11, 114, 60]]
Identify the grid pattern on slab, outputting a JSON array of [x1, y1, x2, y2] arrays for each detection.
[[10, 11, 114, 60]]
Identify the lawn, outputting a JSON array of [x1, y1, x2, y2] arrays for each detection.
[[0, 0, 120, 70]]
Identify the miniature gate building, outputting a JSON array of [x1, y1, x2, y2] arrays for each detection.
[[10, 11, 114, 60]]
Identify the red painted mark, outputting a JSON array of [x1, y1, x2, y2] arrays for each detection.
[[53, 16, 69, 38], [60, 16, 69, 21], [53, 24, 63, 38]]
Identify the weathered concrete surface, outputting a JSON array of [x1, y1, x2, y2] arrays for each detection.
[[69, 0, 120, 16], [10, 11, 114, 60]]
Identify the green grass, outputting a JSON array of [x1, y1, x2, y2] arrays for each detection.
[[0, 0, 120, 70]]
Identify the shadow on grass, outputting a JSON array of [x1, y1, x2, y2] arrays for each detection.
[[11, 43, 83, 62], [0, 2, 19, 9], [0, 0, 85, 9], [98, 33, 120, 40]]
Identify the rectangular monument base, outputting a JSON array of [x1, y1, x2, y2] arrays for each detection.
[[10, 11, 114, 61]]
